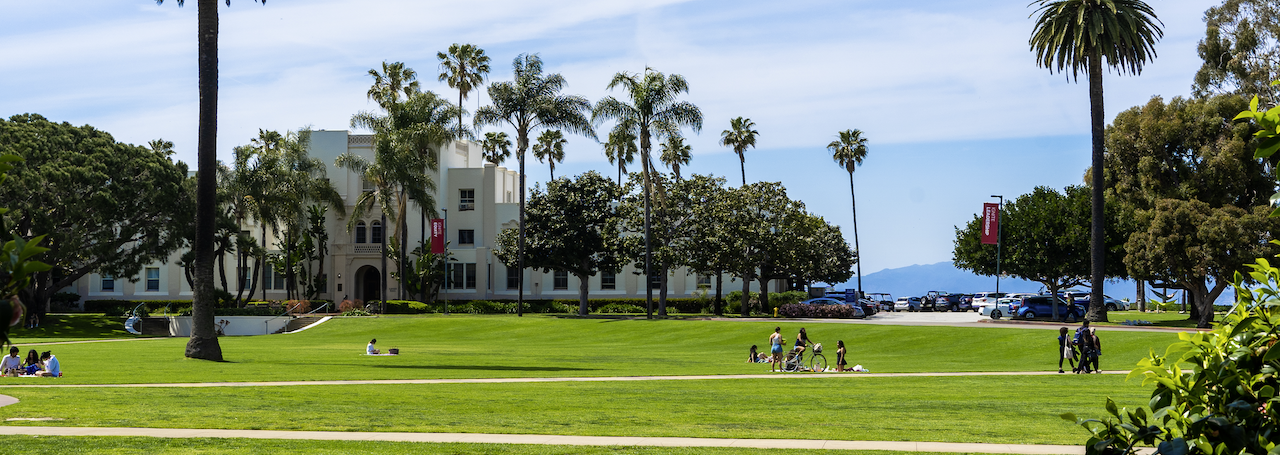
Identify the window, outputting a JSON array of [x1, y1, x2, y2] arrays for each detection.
[[355, 221, 367, 244], [447, 263, 477, 289], [458, 229, 475, 245], [459, 189, 475, 211], [371, 221, 383, 244], [648, 274, 661, 290], [237, 267, 253, 291], [362, 178, 374, 193], [101, 275, 115, 292], [601, 271, 616, 290], [145, 267, 160, 292], [506, 191, 512, 203], [264, 267, 286, 290], [553, 270, 569, 290], [697, 274, 712, 287], [506, 266, 519, 290]]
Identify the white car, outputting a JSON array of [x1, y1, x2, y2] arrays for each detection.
[[970, 292, 1006, 312], [980, 293, 1036, 319]]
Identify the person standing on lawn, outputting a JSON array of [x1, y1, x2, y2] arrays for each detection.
[[769, 327, 784, 372], [836, 340, 848, 372], [1057, 327, 1075, 373]]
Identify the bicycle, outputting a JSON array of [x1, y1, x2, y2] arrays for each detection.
[[782, 343, 828, 372]]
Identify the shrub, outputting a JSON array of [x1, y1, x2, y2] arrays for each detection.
[[595, 303, 645, 314], [769, 291, 809, 307], [337, 299, 362, 313], [1067, 257, 1280, 455], [778, 303, 860, 319], [285, 300, 311, 314], [85, 299, 191, 314]]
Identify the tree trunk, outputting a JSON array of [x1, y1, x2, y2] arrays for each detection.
[[714, 272, 723, 316], [758, 276, 770, 316], [576, 271, 589, 316], [1137, 280, 1145, 312], [642, 133, 653, 319], [658, 266, 668, 317], [1049, 282, 1060, 320], [217, 247, 227, 292], [1086, 52, 1108, 324], [517, 130, 527, 317], [740, 274, 751, 317], [186, 0, 224, 361], [739, 155, 746, 186], [849, 171, 862, 301]]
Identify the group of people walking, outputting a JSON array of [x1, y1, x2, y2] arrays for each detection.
[[1058, 321, 1101, 374], [0, 346, 59, 377]]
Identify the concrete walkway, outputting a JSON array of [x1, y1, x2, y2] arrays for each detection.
[[0, 370, 1125, 389], [0, 426, 1095, 453]]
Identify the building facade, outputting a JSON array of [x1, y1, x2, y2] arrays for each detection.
[[71, 130, 772, 304]]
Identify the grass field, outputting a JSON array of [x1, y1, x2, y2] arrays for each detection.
[[0, 315, 1178, 451], [8, 314, 133, 344], [0, 436, 965, 455], [3, 316, 1179, 384]]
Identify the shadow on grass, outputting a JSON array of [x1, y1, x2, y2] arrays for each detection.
[[278, 362, 596, 372]]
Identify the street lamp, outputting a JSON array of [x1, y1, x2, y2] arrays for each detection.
[[991, 195, 1003, 294]]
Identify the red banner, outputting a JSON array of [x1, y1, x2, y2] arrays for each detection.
[[430, 218, 446, 254], [981, 203, 999, 245]]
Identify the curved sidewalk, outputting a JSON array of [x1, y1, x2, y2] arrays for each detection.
[[0, 426, 1093, 454], [0, 370, 1125, 388]]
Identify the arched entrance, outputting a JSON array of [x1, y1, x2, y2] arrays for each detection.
[[355, 265, 380, 303]]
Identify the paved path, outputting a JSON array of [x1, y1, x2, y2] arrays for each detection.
[[0, 426, 1097, 453], [0, 370, 1125, 389]]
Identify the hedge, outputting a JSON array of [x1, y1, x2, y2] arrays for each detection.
[[778, 302, 861, 319], [85, 300, 192, 314]]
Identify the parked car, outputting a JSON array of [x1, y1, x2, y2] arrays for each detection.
[[857, 298, 879, 317], [894, 297, 921, 312], [981, 297, 1019, 319], [1014, 295, 1084, 322], [971, 292, 1006, 313], [799, 297, 866, 318], [924, 291, 971, 312], [1071, 294, 1129, 311], [822, 293, 877, 317], [865, 293, 894, 312]]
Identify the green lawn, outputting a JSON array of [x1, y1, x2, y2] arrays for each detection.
[[0, 375, 1148, 445], [8, 314, 135, 344], [0, 315, 1175, 449], [1092, 310, 1218, 328], [0, 436, 961, 455], [1, 315, 1179, 385]]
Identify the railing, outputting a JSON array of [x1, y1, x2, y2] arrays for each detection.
[[354, 245, 381, 254]]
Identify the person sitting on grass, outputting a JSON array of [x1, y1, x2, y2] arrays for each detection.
[[1, 346, 21, 375], [748, 345, 763, 363], [37, 351, 58, 377], [23, 349, 41, 375], [367, 338, 379, 355]]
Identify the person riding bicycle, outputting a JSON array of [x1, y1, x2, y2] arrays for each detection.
[[790, 328, 813, 363]]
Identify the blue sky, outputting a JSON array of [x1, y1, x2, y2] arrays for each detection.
[[0, 0, 1221, 277]]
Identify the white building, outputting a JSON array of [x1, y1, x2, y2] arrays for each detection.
[[72, 130, 772, 304]]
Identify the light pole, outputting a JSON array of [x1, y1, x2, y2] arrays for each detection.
[[991, 195, 1003, 294]]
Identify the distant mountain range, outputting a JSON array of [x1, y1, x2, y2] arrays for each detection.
[[823, 261, 1232, 304]]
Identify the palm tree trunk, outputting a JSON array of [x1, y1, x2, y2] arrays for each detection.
[[849, 172, 862, 301], [1136, 280, 1145, 312], [739, 155, 746, 186], [1087, 53, 1108, 323], [643, 148, 653, 319], [217, 247, 228, 292], [658, 266, 668, 317], [186, 0, 223, 361], [517, 132, 527, 317]]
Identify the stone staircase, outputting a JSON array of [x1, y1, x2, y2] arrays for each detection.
[[274, 316, 326, 334]]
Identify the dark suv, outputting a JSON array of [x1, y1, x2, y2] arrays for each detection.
[[1012, 295, 1083, 322]]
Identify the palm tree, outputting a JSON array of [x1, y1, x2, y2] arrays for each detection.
[[367, 61, 420, 109], [474, 54, 595, 316], [720, 117, 759, 186], [1030, 0, 1162, 323], [481, 132, 512, 166], [602, 129, 637, 188], [156, 0, 264, 361], [828, 129, 869, 302], [659, 135, 692, 181], [532, 130, 567, 180], [438, 44, 491, 133], [593, 69, 703, 317]]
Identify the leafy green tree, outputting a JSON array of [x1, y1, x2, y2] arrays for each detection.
[[603, 129, 638, 188], [1107, 94, 1274, 327], [1235, 81, 1280, 168], [828, 129, 868, 300], [475, 54, 595, 316], [720, 117, 759, 186], [437, 43, 491, 132], [778, 213, 856, 290], [1195, 0, 1280, 107], [0, 154, 49, 348], [668, 175, 735, 314], [156, 0, 266, 361], [593, 68, 703, 317], [532, 130, 567, 180], [1126, 200, 1276, 327], [481, 132, 512, 166], [659, 135, 692, 181], [494, 172, 627, 315], [721, 182, 798, 317], [954, 186, 1126, 320], [366, 61, 420, 109], [0, 114, 192, 317], [1030, 0, 1163, 323]]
